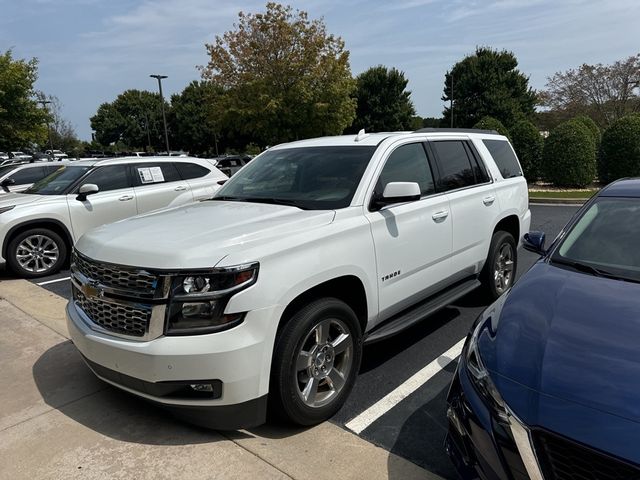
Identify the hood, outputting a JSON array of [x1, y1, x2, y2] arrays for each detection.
[[480, 261, 640, 424], [0, 192, 44, 207], [75, 200, 335, 269]]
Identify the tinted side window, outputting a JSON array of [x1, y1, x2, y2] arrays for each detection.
[[9, 167, 46, 184], [431, 141, 476, 191], [482, 139, 522, 179], [133, 163, 181, 186], [175, 162, 210, 180], [376, 143, 435, 196], [82, 166, 131, 192]]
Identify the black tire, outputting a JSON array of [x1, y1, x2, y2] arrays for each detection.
[[7, 228, 68, 279], [270, 298, 363, 426], [480, 230, 517, 301]]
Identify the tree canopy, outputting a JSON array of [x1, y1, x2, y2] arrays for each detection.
[[349, 65, 416, 132], [201, 2, 356, 146], [442, 47, 537, 128], [90, 89, 169, 151], [0, 50, 50, 150]]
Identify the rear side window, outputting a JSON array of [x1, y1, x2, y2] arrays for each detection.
[[9, 167, 46, 184], [376, 143, 435, 196], [431, 141, 477, 191], [482, 140, 522, 179], [82, 165, 131, 192], [175, 162, 210, 180], [133, 163, 181, 186]]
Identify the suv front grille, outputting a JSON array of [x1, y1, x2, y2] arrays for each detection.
[[534, 430, 640, 480], [72, 251, 158, 296], [73, 287, 150, 337]]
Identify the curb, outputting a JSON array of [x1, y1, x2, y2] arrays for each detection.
[[530, 198, 585, 206]]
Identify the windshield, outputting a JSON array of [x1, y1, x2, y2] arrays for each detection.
[[24, 165, 92, 195], [551, 197, 640, 282], [213, 146, 377, 210], [0, 165, 18, 178]]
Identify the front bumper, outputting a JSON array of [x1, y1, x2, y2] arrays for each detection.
[[445, 360, 543, 480], [66, 300, 280, 429]]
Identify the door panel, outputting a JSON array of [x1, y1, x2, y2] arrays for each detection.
[[364, 142, 453, 324], [132, 162, 194, 213]]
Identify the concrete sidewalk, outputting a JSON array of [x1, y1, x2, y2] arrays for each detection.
[[0, 280, 439, 480]]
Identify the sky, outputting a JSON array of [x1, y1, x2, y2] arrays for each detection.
[[1, 0, 639, 140]]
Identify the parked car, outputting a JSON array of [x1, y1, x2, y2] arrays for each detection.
[[0, 156, 227, 278], [446, 179, 640, 479], [212, 155, 251, 177], [66, 128, 530, 430], [0, 152, 9, 161], [0, 162, 67, 194], [9, 151, 33, 162], [45, 150, 69, 160]]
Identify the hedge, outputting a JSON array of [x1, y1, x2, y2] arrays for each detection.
[[599, 114, 640, 183], [542, 119, 596, 187], [510, 120, 543, 181]]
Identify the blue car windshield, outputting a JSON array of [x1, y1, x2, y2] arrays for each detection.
[[212, 146, 377, 210], [552, 197, 640, 282]]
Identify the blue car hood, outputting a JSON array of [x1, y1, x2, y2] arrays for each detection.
[[481, 261, 640, 424]]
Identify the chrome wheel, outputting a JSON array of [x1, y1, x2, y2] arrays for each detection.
[[16, 234, 59, 273], [494, 242, 514, 294], [295, 318, 354, 408]]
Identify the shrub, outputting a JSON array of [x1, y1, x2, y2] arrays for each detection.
[[599, 114, 640, 183], [510, 120, 543, 181], [542, 119, 596, 187], [473, 116, 510, 139], [572, 114, 601, 147]]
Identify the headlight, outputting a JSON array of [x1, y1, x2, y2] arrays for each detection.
[[465, 317, 509, 423], [0, 205, 15, 214], [166, 262, 258, 335]]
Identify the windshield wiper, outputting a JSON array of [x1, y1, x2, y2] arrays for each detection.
[[208, 195, 242, 202], [240, 197, 309, 210], [551, 257, 640, 283]]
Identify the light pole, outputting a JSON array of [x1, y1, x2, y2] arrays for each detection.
[[149, 74, 170, 154], [38, 99, 55, 154]]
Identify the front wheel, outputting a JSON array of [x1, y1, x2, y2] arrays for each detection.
[[270, 298, 362, 426], [480, 230, 517, 301], [7, 228, 68, 278]]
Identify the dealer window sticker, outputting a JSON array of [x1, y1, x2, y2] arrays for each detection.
[[137, 166, 165, 184]]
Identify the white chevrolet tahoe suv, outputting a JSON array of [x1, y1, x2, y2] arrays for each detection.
[[67, 129, 530, 429], [0, 156, 227, 278]]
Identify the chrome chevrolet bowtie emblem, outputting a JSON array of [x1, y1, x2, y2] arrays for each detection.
[[80, 281, 102, 300]]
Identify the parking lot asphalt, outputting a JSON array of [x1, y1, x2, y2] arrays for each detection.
[[0, 204, 580, 478]]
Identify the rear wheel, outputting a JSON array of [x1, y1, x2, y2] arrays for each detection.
[[270, 298, 362, 426], [7, 228, 67, 278], [480, 230, 517, 301]]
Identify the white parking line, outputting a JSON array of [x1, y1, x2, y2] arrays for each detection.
[[345, 337, 466, 434], [36, 276, 71, 286]]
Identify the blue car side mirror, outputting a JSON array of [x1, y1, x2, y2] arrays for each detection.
[[523, 231, 546, 255]]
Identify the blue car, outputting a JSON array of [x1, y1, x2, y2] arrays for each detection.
[[446, 179, 640, 479]]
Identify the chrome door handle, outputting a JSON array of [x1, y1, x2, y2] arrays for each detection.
[[119, 195, 134, 201], [432, 210, 449, 222], [483, 196, 496, 206], [174, 185, 188, 191]]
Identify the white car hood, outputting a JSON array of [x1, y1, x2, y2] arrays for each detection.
[[76, 200, 336, 269], [0, 192, 48, 207]]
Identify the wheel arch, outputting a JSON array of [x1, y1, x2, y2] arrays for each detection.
[[493, 214, 520, 244], [2, 219, 74, 261]]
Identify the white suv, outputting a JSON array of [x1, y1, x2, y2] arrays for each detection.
[[0, 156, 227, 278], [67, 129, 530, 429]]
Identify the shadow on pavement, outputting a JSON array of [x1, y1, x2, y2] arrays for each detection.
[[386, 362, 459, 480], [32, 340, 231, 445]]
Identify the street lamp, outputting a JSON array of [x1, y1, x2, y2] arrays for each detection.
[[149, 74, 170, 154], [37, 99, 55, 154]]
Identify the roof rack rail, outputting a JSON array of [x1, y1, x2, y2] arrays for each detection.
[[413, 128, 499, 134]]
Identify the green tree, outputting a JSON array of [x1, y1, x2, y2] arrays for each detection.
[[90, 90, 169, 150], [201, 2, 356, 146], [442, 47, 537, 128], [171, 81, 223, 155], [542, 119, 596, 187], [40, 95, 81, 153], [599, 114, 640, 183], [0, 50, 49, 150], [350, 65, 415, 132], [473, 116, 511, 138], [510, 120, 543, 180]]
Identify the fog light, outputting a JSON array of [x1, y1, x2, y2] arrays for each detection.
[[190, 383, 214, 392]]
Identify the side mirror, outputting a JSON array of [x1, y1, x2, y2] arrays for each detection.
[[372, 182, 421, 210], [523, 231, 546, 255], [1, 178, 15, 188], [76, 183, 99, 201]]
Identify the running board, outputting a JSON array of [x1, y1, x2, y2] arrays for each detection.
[[364, 278, 481, 344]]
